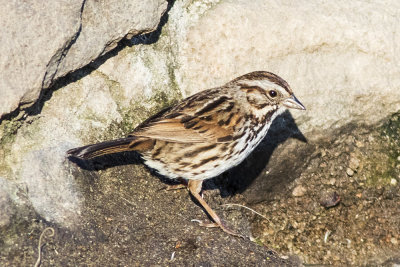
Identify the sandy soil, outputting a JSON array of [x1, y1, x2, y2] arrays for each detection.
[[1, 112, 399, 266]]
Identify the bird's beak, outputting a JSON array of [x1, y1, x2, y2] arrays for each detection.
[[282, 94, 306, 110]]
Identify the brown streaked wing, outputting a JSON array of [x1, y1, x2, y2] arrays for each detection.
[[130, 89, 238, 143]]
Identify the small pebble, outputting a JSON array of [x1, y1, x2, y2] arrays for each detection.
[[346, 168, 354, 177], [266, 228, 275, 235], [320, 191, 341, 208], [346, 239, 352, 248], [349, 155, 360, 170], [397, 155, 400, 161], [328, 178, 336, 185], [390, 178, 397, 186], [355, 140, 364, 148], [292, 185, 307, 197], [391, 237, 398, 245]]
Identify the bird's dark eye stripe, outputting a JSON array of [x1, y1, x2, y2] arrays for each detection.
[[240, 85, 271, 98]]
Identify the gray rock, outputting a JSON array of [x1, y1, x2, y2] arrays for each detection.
[[0, 0, 167, 118], [292, 185, 307, 197], [346, 167, 355, 177], [349, 155, 360, 171], [0, 178, 15, 228], [20, 144, 83, 228]]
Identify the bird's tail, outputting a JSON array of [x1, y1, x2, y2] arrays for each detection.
[[67, 136, 144, 159]]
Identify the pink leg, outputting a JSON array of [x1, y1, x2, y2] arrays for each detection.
[[188, 180, 242, 237]]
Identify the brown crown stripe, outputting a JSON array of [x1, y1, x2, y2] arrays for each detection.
[[231, 71, 291, 94], [194, 96, 230, 116]]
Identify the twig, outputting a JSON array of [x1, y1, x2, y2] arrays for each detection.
[[324, 230, 332, 243], [221, 203, 269, 221], [34, 227, 55, 267], [120, 195, 136, 206]]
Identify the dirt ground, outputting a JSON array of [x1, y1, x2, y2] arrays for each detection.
[[1, 112, 399, 266], [249, 112, 400, 265]]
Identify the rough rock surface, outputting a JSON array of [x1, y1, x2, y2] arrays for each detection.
[[0, 0, 167, 118], [1, 0, 399, 265], [174, 0, 400, 139]]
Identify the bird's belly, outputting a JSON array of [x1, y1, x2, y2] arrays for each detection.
[[142, 141, 233, 180], [141, 122, 270, 181]]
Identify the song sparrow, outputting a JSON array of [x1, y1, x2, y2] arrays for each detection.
[[67, 71, 305, 236]]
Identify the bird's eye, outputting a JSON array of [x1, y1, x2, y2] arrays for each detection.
[[269, 90, 277, 98]]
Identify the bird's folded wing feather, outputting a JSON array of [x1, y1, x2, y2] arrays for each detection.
[[130, 92, 239, 143]]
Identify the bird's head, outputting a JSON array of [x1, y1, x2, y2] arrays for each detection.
[[230, 71, 305, 111]]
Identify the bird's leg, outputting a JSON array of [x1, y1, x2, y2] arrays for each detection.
[[188, 180, 241, 237], [165, 178, 188, 191]]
